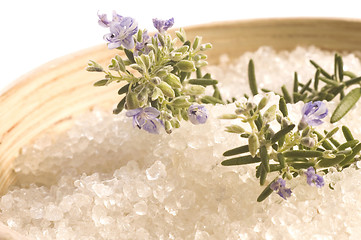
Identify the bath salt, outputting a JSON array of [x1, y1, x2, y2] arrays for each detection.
[[1, 46, 361, 239]]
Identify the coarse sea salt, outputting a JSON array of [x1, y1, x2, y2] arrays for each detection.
[[2, 46, 361, 239]]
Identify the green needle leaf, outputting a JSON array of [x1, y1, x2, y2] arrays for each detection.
[[248, 59, 258, 96], [339, 143, 361, 167], [259, 164, 267, 186], [223, 145, 249, 156], [271, 124, 295, 143], [310, 60, 332, 79], [317, 154, 346, 168], [257, 181, 274, 202], [331, 88, 361, 123], [337, 139, 359, 150], [260, 146, 270, 172], [314, 69, 320, 91], [188, 79, 218, 86], [221, 155, 261, 166], [281, 85, 292, 103], [344, 76, 361, 87], [283, 150, 323, 158], [279, 97, 288, 117], [342, 126, 354, 141]]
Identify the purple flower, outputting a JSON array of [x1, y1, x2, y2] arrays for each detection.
[[102, 16, 138, 49], [270, 178, 292, 200], [97, 11, 123, 27], [304, 167, 325, 188], [152, 17, 174, 33], [187, 105, 208, 125], [299, 101, 328, 129], [126, 107, 163, 134]]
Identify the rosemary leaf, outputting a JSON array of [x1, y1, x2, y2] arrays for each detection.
[[283, 150, 323, 158], [223, 145, 249, 156], [337, 139, 359, 150], [221, 155, 261, 166], [342, 126, 354, 141], [257, 182, 274, 202], [317, 154, 346, 168], [260, 146, 270, 172], [310, 60, 332, 79], [281, 85, 292, 103], [248, 59, 258, 96], [188, 79, 218, 86], [331, 88, 361, 123], [271, 124, 295, 143]]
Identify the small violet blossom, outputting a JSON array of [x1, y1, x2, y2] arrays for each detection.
[[126, 107, 163, 134], [304, 167, 325, 188], [298, 101, 328, 130], [270, 178, 292, 200], [97, 11, 122, 27], [187, 105, 208, 125], [152, 17, 174, 33], [98, 11, 138, 49]]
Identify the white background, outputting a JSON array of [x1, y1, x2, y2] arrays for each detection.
[[1, 0, 361, 92]]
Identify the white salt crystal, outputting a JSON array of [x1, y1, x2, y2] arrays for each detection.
[[136, 181, 152, 198], [133, 200, 148, 215], [44, 204, 64, 222], [175, 189, 196, 210], [92, 183, 113, 198], [194, 230, 210, 240], [0, 194, 13, 210], [145, 160, 167, 180], [29, 204, 44, 220]]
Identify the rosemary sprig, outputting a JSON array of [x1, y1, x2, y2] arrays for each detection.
[[220, 96, 361, 202], [252, 53, 361, 123]]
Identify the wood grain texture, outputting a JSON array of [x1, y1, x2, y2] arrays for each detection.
[[1, 17, 361, 238]]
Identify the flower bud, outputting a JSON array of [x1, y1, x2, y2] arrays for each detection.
[[300, 137, 316, 148], [137, 87, 148, 102], [170, 96, 191, 108], [235, 108, 246, 115], [285, 172, 293, 180], [258, 96, 268, 110], [192, 36, 202, 50], [248, 133, 259, 158], [246, 102, 257, 111], [170, 52, 184, 61], [301, 126, 311, 137], [176, 60, 196, 72], [151, 77, 162, 85], [200, 43, 212, 51], [218, 114, 238, 119], [225, 125, 245, 134], [263, 105, 277, 123], [86, 60, 104, 72], [158, 81, 175, 98], [164, 73, 182, 88], [151, 87, 164, 101], [185, 85, 205, 95], [165, 120, 172, 134], [126, 91, 140, 109], [108, 58, 121, 71]]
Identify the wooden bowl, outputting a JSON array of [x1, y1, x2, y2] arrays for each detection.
[[1, 17, 361, 238]]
